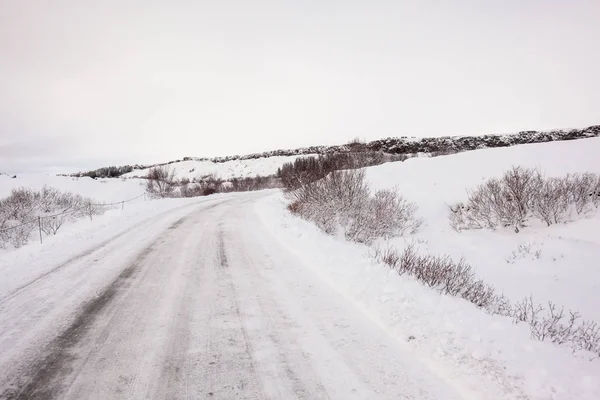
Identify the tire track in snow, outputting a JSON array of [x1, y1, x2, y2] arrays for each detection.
[[201, 229, 266, 399], [253, 201, 529, 400], [225, 229, 331, 400], [0, 215, 192, 400], [0, 200, 214, 305], [1, 244, 156, 400]]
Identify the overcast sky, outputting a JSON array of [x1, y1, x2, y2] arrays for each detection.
[[1, 0, 599, 173]]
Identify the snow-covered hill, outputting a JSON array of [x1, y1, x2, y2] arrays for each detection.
[[364, 137, 600, 321], [68, 124, 599, 180], [0, 173, 146, 203], [122, 155, 313, 181]]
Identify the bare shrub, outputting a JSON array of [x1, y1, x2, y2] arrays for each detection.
[[452, 168, 600, 232], [486, 294, 514, 317], [430, 149, 458, 157], [502, 166, 541, 225], [0, 187, 100, 247], [372, 244, 600, 357], [511, 296, 600, 357], [0, 188, 38, 248], [373, 244, 498, 308], [146, 166, 176, 198], [368, 189, 422, 238], [532, 177, 569, 226], [180, 183, 202, 198], [288, 169, 420, 244], [564, 173, 600, 213], [199, 175, 223, 195], [394, 244, 498, 308], [371, 243, 401, 270], [179, 175, 223, 197], [278, 151, 403, 191], [40, 215, 69, 236], [289, 169, 370, 239], [574, 320, 600, 354], [180, 174, 279, 197], [505, 242, 542, 264], [0, 221, 34, 248], [224, 175, 281, 192], [462, 167, 541, 231]]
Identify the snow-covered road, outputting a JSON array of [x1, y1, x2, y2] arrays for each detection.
[[0, 193, 470, 400]]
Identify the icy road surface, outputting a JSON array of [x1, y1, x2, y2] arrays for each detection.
[[1, 193, 469, 400]]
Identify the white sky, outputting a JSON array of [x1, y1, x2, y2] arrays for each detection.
[[1, 0, 599, 173]]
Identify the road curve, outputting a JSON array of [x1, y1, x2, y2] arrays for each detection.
[[0, 193, 466, 400]]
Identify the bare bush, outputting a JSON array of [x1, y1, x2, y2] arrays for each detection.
[[288, 169, 420, 244], [40, 215, 69, 236], [225, 175, 280, 192], [564, 173, 600, 214], [199, 175, 223, 195], [1, 188, 40, 247], [502, 167, 541, 225], [288, 169, 370, 239], [511, 296, 600, 357], [369, 189, 423, 238], [372, 244, 600, 357], [462, 167, 541, 232], [0, 187, 101, 247], [381, 244, 498, 308], [146, 166, 176, 198], [178, 174, 280, 198], [451, 168, 600, 232], [180, 175, 223, 197], [371, 243, 401, 269], [0, 221, 34, 248], [180, 183, 202, 198], [278, 151, 405, 191], [532, 177, 569, 226]]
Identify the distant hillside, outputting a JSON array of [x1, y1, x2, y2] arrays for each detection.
[[122, 155, 313, 182], [69, 125, 599, 179]]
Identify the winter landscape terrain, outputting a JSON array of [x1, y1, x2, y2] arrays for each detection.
[[1, 134, 599, 399]]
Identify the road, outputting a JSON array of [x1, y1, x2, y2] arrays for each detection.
[[0, 193, 468, 400]]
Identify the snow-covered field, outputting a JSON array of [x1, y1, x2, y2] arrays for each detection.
[[0, 173, 146, 203], [122, 154, 314, 181]]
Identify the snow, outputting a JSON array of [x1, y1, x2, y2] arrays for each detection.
[[0, 192, 475, 399], [1, 137, 600, 398], [256, 191, 600, 400], [0, 194, 236, 296], [0, 173, 146, 202], [122, 154, 314, 181], [253, 137, 600, 399], [364, 137, 600, 322]]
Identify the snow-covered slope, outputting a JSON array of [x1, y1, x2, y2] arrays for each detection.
[[123, 155, 313, 181], [362, 137, 600, 322], [0, 174, 146, 203]]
